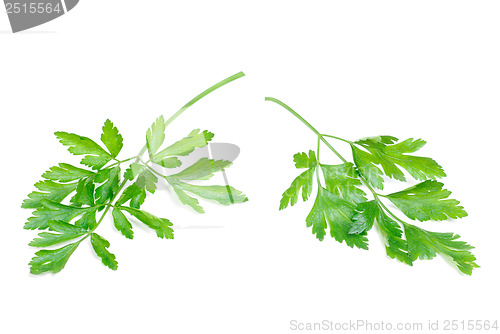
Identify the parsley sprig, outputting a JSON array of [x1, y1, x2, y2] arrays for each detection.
[[266, 97, 477, 275], [22, 72, 248, 274]]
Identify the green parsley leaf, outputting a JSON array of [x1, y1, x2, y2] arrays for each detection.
[[70, 177, 95, 207], [112, 208, 134, 239], [146, 116, 166, 158], [171, 185, 204, 213], [75, 210, 98, 230], [42, 163, 95, 182], [124, 163, 146, 180], [119, 207, 174, 239], [279, 169, 315, 210], [377, 211, 412, 266], [29, 221, 87, 247], [91, 233, 118, 270], [170, 181, 247, 207], [404, 224, 478, 275], [29, 242, 80, 274], [100, 119, 123, 158], [129, 191, 146, 208], [351, 145, 385, 190], [165, 156, 246, 213], [153, 156, 182, 168], [279, 151, 317, 210], [385, 180, 468, 221], [321, 162, 367, 204], [123, 163, 157, 194], [356, 135, 399, 147], [306, 187, 368, 249], [54, 132, 112, 170], [135, 168, 158, 194], [168, 158, 232, 181], [95, 167, 121, 204], [352, 202, 412, 265], [154, 129, 214, 159], [22, 180, 77, 209], [26, 200, 95, 230], [294, 150, 317, 168], [349, 200, 378, 234]]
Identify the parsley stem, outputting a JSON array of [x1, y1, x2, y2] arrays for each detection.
[[118, 156, 140, 164], [106, 156, 140, 169], [165, 71, 246, 128], [265, 97, 348, 164], [316, 136, 322, 187], [90, 206, 112, 235], [321, 134, 353, 145]]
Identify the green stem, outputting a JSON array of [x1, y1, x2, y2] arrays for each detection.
[[90, 71, 246, 234], [265, 97, 348, 164], [321, 134, 353, 144], [118, 156, 140, 164], [316, 136, 322, 187], [90, 205, 113, 234], [106, 156, 140, 169]]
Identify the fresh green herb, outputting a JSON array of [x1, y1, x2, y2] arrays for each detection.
[[266, 97, 477, 275], [22, 72, 248, 274]]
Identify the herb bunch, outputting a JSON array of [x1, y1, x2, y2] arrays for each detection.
[[22, 72, 248, 274], [266, 97, 477, 275]]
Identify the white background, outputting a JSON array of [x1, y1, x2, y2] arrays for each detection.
[[1, 1, 499, 333]]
